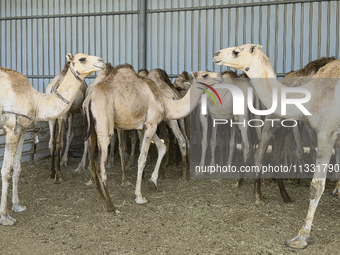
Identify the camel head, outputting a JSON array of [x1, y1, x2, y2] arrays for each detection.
[[138, 69, 149, 77], [173, 71, 191, 90], [66, 53, 106, 80], [213, 44, 269, 73], [191, 71, 223, 89]]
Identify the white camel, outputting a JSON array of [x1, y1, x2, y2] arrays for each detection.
[[199, 71, 253, 182], [213, 44, 340, 249], [0, 53, 105, 225]]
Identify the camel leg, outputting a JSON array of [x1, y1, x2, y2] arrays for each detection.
[[126, 130, 137, 169], [178, 119, 190, 145], [49, 120, 57, 179], [54, 117, 66, 184], [199, 114, 208, 167], [12, 130, 27, 213], [184, 116, 190, 140], [293, 125, 305, 166], [90, 127, 118, 213], [272, 128, 293, 203], [61, 113, 74, 166], [106, 132, 116, 169], [135, 124, 157, 204], [166, 119, 189, 180], [117, 129, 128, 184], [148, 133, 167, 189], [48, 119, 56, 155], [233, 125, 251, 188], [0, 125, 22, 225], [285, 131, 335, 249], [305, 125, 317, 158], [332, 137, 340, 196], [158, 122, 169, 179], [227, 126, 239, 187], [209, 124, 218, 166], [254, 122, 273, 205], [75, 140, 88, 172], [227, 125, 236, 166]]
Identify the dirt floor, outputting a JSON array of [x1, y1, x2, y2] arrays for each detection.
[[0, 148, 339, 255]]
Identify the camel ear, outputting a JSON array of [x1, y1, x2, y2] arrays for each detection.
[[191, 71, 197, 78], [66, 53, 74, 62]]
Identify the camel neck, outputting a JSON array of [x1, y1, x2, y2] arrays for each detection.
[[34, 70, 84, 121], [163, 81, 204, 120], [247, 57, 306, 120]]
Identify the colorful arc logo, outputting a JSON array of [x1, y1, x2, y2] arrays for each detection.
[[197, 82, 222, 106]]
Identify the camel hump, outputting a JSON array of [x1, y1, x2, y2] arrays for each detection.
[[0, 67, 32, 94], [221, 70, 239, 79], [302, 56, 336, 75]]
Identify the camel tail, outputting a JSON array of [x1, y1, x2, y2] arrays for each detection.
[[83, 99, 95, 141]]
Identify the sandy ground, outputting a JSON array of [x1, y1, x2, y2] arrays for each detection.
[[0, 148, 339, 255]]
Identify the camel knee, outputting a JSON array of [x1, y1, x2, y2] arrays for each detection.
[[159, 143, 167, 158], [310, 179, 325, 200], [1, 168, 11, 182]]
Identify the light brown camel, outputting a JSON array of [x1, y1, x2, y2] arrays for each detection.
[[0, 53, 105, 225], [46, 62, 87, 183], [75, 63, 115, 173], [145, 68, 190, 179], [173, 71, 191, 138], [213, 44, 340, 249], [82, 64, 222, 212]]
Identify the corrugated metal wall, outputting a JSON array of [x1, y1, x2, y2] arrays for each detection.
[[0, 0, 339, 164], [146, 0, 340, 77]]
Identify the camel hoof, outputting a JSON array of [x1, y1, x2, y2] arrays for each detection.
[[231, 182, 241, 189], [255, 198, 266, 206], [332, 188, 340, 197], [74, 167, 83, 172], [12, 204, 27, 213], [135, 197, 148, 204], [283, 198, 294, 203], [0, 214, 16, 225], [180, 176, 190, 181], [285, 235, 308, 249], [60, 161, 67, 167], [121, 181, 133, 186], [85, 179, 94, 186], [148, 180, 157, 190], [54, 178, 62, 184]]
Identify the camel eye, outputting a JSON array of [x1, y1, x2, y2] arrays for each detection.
[[232, 50, 240, 58], [79, 57, 86, 63], [202, 74, 208, 78]]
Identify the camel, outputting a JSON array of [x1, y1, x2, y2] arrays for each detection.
[[0, 53, 105, 225], [82, 64, 222, 212], [173, 71, 191, 139], [253, 57, 336, 204], [75, 63, 138, 188], [46, 62, 87, 183], [75, 63, 115, 173], [199, 70, 253, 178], [145, 68, 190, 179], [213, 44, 340, 248]]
